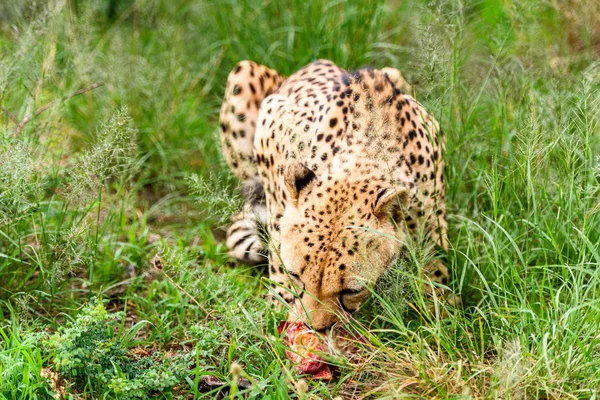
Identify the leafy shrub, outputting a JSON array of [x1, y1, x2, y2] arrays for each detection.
[[187, 321, 226, 367], [45, 300, 192, 399]]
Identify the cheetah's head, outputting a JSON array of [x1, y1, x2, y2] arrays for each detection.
[[279, 161, 410, 331]]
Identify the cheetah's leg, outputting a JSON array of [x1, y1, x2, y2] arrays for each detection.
[[225, 183, 269, 265], [219, 61, 285, 264]]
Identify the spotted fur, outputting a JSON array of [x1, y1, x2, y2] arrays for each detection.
[[219, 60, 449, 330]]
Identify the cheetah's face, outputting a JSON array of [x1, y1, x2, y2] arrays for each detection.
[[279, 162, 409, 331]]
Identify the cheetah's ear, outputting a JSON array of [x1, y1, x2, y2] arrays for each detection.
[[373, 186, 409, 221], [284, 161, 317, 206]]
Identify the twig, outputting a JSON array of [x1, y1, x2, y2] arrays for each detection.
[[12, 82, 105, 137], [15, 76, 43, 135], [152, 254, 211, 317], [34, 82, 105, 117], [16, 96, 35, 136], [1, 107, 18, 124]]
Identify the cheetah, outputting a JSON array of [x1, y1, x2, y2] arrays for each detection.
[[219, 60, 451, 331]]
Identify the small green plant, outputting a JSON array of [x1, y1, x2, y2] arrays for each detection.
[[45, 300, 192, 399], [187, 321, 226, 366]]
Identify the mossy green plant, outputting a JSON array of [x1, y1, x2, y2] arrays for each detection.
[[45, 300, 192, 399]]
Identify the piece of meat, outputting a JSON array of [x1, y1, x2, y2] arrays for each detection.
[[278, 321, 332, 380]]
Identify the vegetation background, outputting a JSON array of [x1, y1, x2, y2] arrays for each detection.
[[0, 0, 598, 398]]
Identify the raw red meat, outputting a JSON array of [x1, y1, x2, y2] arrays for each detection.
[[278, 321, 332, 380]]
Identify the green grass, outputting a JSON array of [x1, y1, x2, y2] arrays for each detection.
[[0, 0, 599, 398]]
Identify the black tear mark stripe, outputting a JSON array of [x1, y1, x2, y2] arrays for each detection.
[[374, 188, 389, 207], [295, 167, 317, 193]]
